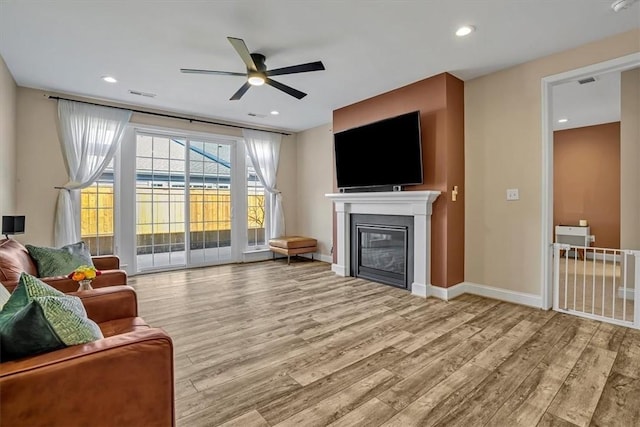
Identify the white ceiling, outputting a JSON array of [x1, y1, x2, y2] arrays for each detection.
[[553, 70, 623, 131], [0, 0, 638, 133]]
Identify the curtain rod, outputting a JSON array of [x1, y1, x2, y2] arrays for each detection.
[[47, 95, 291, 136]]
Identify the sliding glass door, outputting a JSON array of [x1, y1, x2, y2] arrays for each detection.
[[188, 140, 232, 265], [134, 132, 234, 272]]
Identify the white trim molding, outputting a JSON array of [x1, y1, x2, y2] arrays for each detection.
[[296, 252, 333, 264], [428, 283, 466, 300], [617, 287, 635, 302], [326, 191, 441, 297], [429, 282, 543, 308]]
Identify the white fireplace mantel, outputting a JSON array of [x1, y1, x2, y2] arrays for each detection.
[[325, 190, 441, 297]]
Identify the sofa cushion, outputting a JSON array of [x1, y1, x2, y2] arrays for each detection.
[[0, 273, 103, 362], [25, 241, 94, 278], [0, 238, 38, 283]]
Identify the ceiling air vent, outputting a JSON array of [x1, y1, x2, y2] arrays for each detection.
[[578, 77, 596, 85], [247, 112, 267, 118], [128, 89, 157, 98]]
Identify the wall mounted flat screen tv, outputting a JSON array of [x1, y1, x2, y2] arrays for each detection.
[[334, 110, 423, 189]]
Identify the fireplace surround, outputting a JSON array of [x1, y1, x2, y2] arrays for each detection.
[[326, 191, 441, 297]]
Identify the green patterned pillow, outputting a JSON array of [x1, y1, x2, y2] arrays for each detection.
[[0, 272, 103, 362], [25, 241, 94, 277]]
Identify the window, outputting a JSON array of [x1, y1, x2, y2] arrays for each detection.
[[80, 159, 115, 256], [83, 126, 269, 272]]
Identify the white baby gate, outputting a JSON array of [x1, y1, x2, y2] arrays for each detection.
[[553, 243, 640, 329]]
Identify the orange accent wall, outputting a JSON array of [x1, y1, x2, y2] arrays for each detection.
[[332, 72, 465, 287], [554, 122, 621, 249]]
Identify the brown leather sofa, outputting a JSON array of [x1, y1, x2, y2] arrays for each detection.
[[0, 238, 127, 293], [0, 286, 175, 427]]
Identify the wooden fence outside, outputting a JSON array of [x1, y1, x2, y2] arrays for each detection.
[[81, 186, 265, 237]]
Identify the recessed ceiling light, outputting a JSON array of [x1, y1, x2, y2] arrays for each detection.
[[102, 76, 117, 83], [611, 0, 639, 13], [558, 118, 569, 123], [270, 110, 280, 115], [455, 25, 475, 37]]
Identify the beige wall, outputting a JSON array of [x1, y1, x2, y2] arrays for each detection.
[[465, 29, 640, 295], [15, 87, 298, 247], [16, 88, 64, 245], [294, 123, 334, 258], [0, 55, 17, 218], [278, 133, 298, 237], [621, 68, 640, 250]]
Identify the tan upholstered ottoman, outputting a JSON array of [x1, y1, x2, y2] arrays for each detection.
[[269, 236, 318, 265]]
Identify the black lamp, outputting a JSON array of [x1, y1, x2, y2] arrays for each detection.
[[2, 216, 25, 239]]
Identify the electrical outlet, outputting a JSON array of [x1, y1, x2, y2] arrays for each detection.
[[506, 188, 519, 201]]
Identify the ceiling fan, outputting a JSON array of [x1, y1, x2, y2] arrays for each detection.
[[181, 37, 325, 100]]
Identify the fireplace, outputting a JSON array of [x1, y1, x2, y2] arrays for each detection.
[[351, 214, 413, 289], [325, 190, 440, 297]]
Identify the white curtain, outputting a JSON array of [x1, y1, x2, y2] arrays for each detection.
[[54, 100, 132, 246], [243, 129, 285, 239]]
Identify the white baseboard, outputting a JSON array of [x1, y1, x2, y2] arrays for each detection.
[[463, 282, 543, 308], [584, 252, 621, 262], [426, 281, 543, 308], [426, 283, 446, 299], [242, 250, 272, 263], [298, 253, 333, 264], [411, 282, 428, 298], [617, 286, 636, 301], [426, 283, 465, 300], [331, 263, 346, 276]]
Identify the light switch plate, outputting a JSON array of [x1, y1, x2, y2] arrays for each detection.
[[506, 188, 519, 201]]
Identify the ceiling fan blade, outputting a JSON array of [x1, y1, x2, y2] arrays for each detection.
[[265, 78, 307, 99], [230, 82, 252, 100], [266, 61, 325, 77], [180, 68, 246, 77], [227, 37, 258, 71]]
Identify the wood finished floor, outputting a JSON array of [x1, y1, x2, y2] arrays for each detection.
[[129, 260, 640, 427]]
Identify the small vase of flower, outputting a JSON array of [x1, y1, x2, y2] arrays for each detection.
[[68, 265, 101, 291]]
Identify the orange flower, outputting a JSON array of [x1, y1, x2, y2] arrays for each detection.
[[67, 265, 101, 281], [71, 271, 86, 281]]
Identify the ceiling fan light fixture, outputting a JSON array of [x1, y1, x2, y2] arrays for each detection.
[[183, 37, 324, 100], [248, 74, 265, 86]]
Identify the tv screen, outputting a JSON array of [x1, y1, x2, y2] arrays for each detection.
[[333, 110, 423, 189]]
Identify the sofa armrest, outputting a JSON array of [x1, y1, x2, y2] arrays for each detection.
[[0, 328, 174, 427], [1, 270, 128, 294], [67, 285, 138, 323], [91, 255, 120, 270], [37, 270, 128, 294], [90, 269, 128, 288]]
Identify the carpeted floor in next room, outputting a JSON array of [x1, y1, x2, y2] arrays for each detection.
[[128, 259, 640, 427]]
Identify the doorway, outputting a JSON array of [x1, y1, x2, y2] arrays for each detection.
[[541, 53, 640, 326]]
